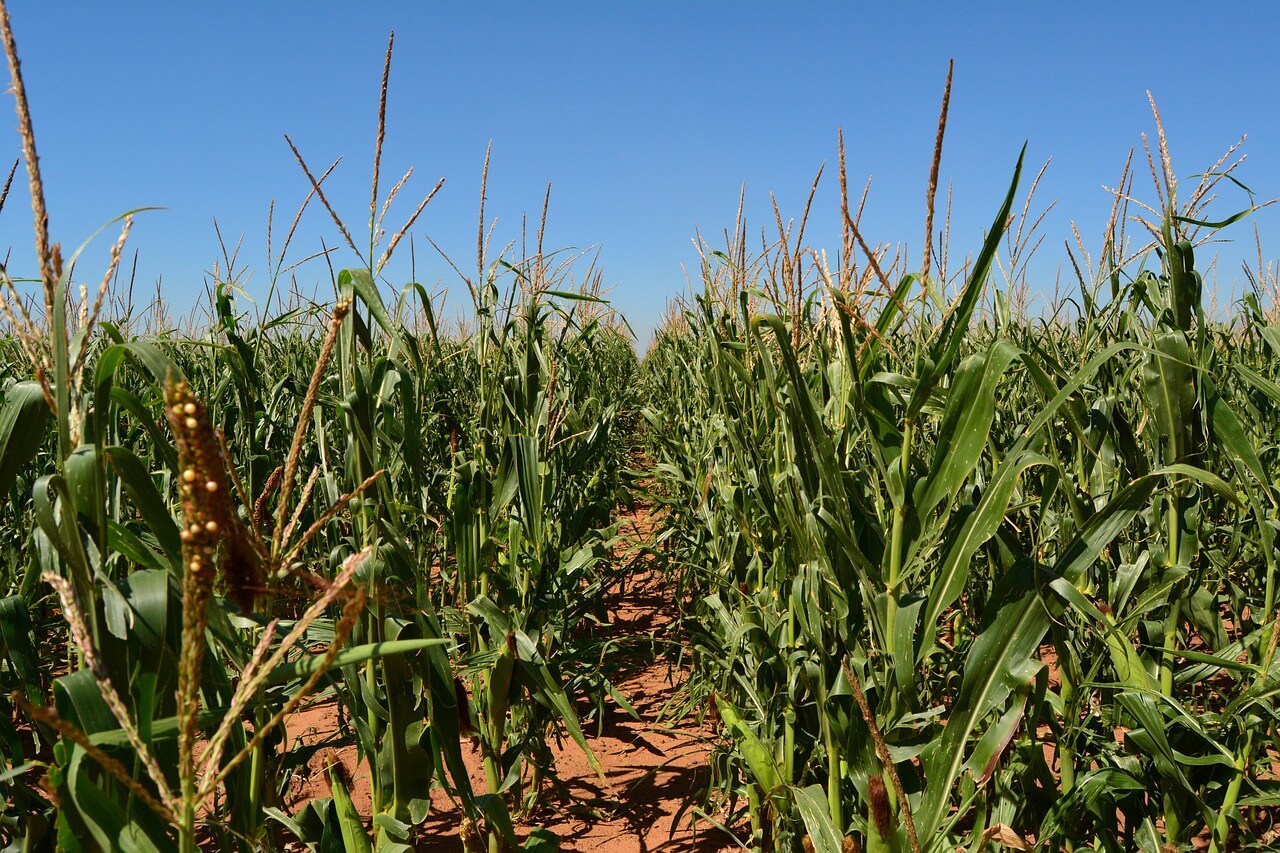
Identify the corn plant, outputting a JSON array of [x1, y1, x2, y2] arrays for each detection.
[[257, 38, 637, 850], [642, 102, 1280, 851], [0, 12, 470, 851]]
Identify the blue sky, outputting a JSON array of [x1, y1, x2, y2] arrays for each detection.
[[2, 2, 1277, 345]]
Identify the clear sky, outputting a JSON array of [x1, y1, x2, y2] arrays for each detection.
[[2, 2, 1277, 345]]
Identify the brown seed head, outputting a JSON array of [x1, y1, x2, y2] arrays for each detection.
[[868, 775, 894, 840], [164, 378, 261, 610]]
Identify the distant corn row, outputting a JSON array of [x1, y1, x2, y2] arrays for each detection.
[[641, 128, 1280, 851]]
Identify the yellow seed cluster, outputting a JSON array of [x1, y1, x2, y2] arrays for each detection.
[[164, 381, 234, 580], [162, 378, 270, 613]]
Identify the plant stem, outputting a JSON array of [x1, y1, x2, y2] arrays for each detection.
[[1210, 730, 1251, 853], [885, 421, 912, 659]]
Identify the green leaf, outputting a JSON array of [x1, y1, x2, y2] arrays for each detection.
[[1054, 475, 1160, 587], [511, 630, 605, 780], [0, 381, 49, 499], [917, 450, 1048, 660], [713, 693, 783, 795], [329, 759, 372, 853], [916, 340, 1019, 521], [793, 784, 844, 853], [918, 562, 1047, 839], [908, 145, 1026, 417], [1143, 332, 1194, 464], [523, 827, 561, 852], [341, 268, 405, 360], [268, 638, 450, 684], [103, 446, 182, 570], [0, 595, 42, 702]]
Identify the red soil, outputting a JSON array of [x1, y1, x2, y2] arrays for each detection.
[[280, 501, 737, 851]]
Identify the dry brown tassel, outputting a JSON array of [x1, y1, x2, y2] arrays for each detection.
[[868, 775, 894, 842]]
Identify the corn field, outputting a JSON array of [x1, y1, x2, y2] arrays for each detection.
[[4, 6, 1280, 852]]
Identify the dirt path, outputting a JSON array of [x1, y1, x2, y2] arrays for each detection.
[[284, 499, 736, 851]]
